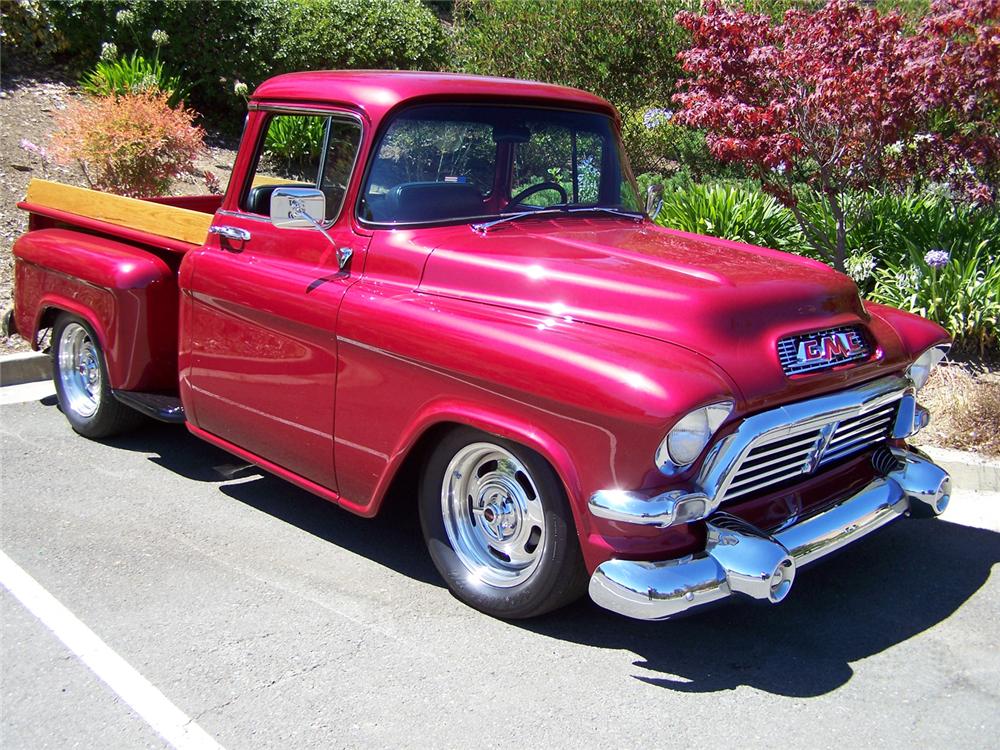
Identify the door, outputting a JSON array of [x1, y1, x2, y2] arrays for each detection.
[[182, 111, 366, 490]]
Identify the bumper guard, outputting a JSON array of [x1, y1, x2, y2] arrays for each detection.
[[588, 447, 950, 620]]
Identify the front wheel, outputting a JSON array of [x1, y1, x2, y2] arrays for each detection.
[[52, 314, 144, 438], [419, 427, 588, 619]]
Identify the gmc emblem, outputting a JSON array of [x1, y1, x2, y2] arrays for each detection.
[[796, 332, 863, 364]]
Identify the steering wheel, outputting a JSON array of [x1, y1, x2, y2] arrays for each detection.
[[510, 181, 568, 207]]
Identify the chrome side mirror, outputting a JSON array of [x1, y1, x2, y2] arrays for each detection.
[[645, 183, 664, 221], [268, 187, 353, 270], [270, 187, 327, 229]]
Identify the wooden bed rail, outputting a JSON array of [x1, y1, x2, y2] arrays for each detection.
[[22, 179, 214, 246]]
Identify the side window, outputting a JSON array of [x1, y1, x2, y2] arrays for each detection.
[[243, 113, 361, 222]]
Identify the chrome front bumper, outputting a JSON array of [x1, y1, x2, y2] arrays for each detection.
[[588, 447, 951, 620]]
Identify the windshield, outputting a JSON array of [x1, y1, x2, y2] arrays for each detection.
[[359, 104, 642, 226]]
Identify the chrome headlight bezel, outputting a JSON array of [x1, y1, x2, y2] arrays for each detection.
[[906, 343, 950, 391], [656, 401, 734, 474]]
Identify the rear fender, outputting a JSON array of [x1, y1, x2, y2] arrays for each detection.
[[13, 228, 179, 391]]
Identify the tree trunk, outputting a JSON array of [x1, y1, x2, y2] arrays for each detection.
[[823, 185, 848, 273]]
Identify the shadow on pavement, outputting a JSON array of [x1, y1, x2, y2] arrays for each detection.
[[95, 412, 998, 696], [520, 518, 999, 696], [100, 418, 441, 587]]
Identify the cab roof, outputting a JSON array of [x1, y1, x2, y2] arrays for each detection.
[[250, 70, 616, 122]]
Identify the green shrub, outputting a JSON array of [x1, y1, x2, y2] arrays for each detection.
[[653, 181, 802, 252], [795, 190, 1000, 288], [870, 241, 999, 356], [81, 51, 190, 108], [452, 0, 689, 113], [267, 0, 448, 76], [48, 0, 447, 125], [619, 107, 733, 178], [264, 115, 325, 166], [0, 0, 69, 63]]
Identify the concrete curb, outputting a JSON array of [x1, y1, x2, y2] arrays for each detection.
[[919, 445, 1000, 493], [0, 351, 51, 387]]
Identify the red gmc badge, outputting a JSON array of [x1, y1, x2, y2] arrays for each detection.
[[796, 331, 864, 364]]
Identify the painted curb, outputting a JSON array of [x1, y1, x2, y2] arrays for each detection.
[[0, 351, 51, 387]]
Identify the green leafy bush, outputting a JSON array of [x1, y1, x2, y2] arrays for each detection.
[[619, 107, 734, 178], [263, 116, 325, 166], [794, 190, 1000, 291], [452, 0, 688, 113], [267, 0, 448, 76], [47, 0, 447, 124], [870, 242, 999, 356], [0, 0, 69, 63], [653, 181, 802, 252], [81, 51, 190, 107]]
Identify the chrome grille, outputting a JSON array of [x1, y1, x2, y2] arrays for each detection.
[[777, 325, 869, 376], [819, 403, 898, 467], [720, 399, 899, 503]]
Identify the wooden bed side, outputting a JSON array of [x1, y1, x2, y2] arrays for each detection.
[[23, 179, 215, 246]]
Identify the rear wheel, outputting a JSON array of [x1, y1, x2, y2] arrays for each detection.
[[52, 314, 144, 438], [419, 427, 588, 619]]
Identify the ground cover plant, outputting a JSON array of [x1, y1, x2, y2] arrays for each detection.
[[50, 91, 205, 197]]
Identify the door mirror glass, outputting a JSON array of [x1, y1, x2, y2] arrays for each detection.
[[270, 187, 327, 229], [645, 183, 664, 220]]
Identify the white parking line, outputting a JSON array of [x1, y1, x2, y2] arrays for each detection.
[[0, 550, 225, 750]]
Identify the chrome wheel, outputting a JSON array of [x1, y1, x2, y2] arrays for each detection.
[[441, 442, 547, 588], [57, 322, 101, 419]]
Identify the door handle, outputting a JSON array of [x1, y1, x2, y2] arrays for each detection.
[[209, 225, 251, 242]]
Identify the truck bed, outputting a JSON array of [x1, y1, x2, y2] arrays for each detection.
[[18, 179, 220, 253]]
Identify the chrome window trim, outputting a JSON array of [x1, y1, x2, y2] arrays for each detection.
[[353, 102, 641, 230], [237, 106, 365, 228]]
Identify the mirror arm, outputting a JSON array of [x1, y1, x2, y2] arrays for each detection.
[[288, 198, 352, 269]]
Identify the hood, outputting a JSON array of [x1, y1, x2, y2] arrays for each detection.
[[415, 218, 910, 410]]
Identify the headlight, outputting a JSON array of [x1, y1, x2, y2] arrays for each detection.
[[656, 401, 733, 471], [906, 344, 949, 391]]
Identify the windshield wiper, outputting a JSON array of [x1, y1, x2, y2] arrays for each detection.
[[471, 206, 643, 234], [564, 206, 644, 221], [471, 208, 564, 234]]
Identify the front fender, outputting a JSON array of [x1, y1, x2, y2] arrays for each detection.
[[865, 302, 951, 358], [333, 286, 737, 569]]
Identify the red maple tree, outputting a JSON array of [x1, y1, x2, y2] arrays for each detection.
[[673, 0, 999, 272]]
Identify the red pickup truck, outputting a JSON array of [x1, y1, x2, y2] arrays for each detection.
[[9, 71, 952, 620]]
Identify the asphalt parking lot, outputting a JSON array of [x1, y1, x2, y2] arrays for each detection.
[[2, 392, 999, 749]]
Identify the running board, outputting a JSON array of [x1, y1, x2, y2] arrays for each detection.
[[112, 390, 186, 423]]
